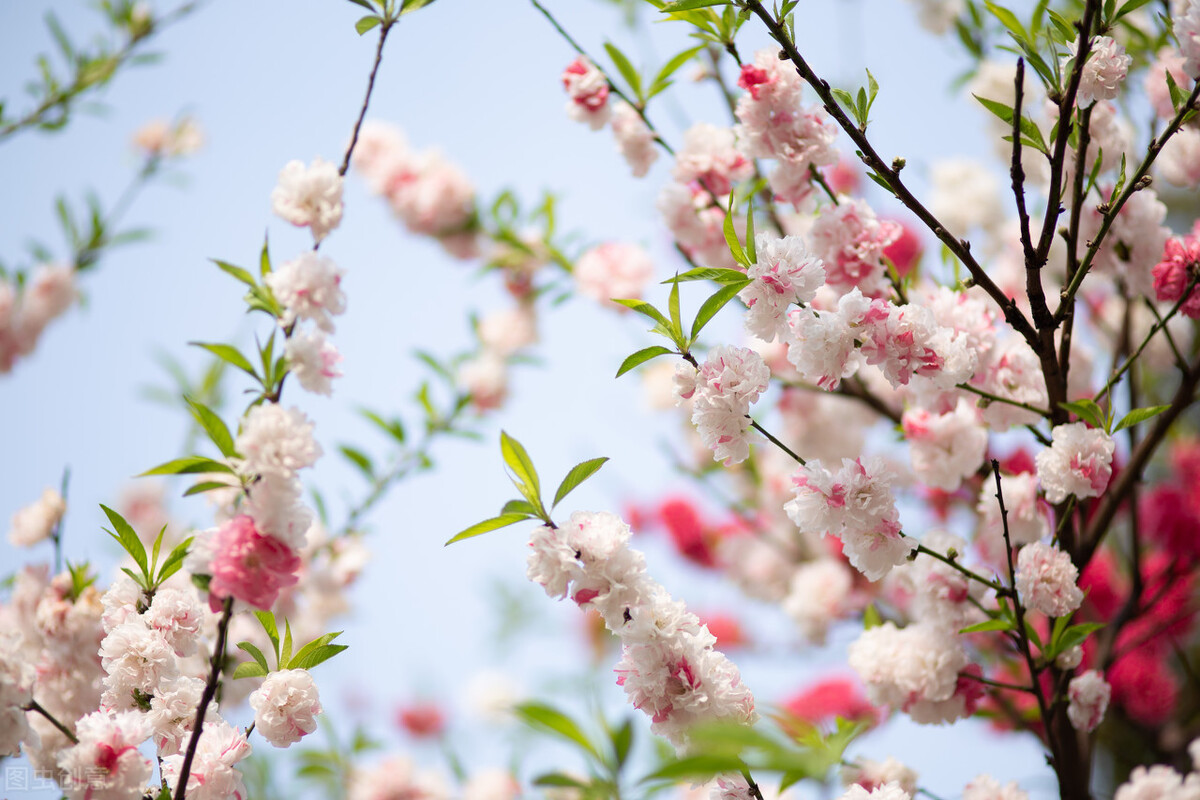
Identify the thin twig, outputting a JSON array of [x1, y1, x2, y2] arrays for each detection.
[[173, 596, 233, 800], [22, 699, 79, 744]]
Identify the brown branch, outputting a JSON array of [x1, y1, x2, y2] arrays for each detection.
[[173, 596, 234, 800]]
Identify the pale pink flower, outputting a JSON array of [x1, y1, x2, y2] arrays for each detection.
[[1079, 185, 1169, 298], [457, 352, 508, 411], [132, 116, 203, 157], [208, 514, 301, 610], [161, 719, 252, 800], [58, 710, 152, 800], [741, 233, 826, 341], [1177, 0, 1200, 79], [236, 403, 322, 481], [478, 305, 537, 356], [929, 159, 1003, 238], [1035, 422, 1115, 502], [574, 242, 655, 306], [249, 668, 322, 748], [562, 56, 611, 130], [657, 181, 737, 269], [15, 264, 77, 354], [783, 559, 857, 643], [902, 399, 988, 491], [347, 755, 450, 800], [847, 621, 969, 721], [8, 487, 65, 547], [688, 345, 771, 465], [975, 472, 1048, 563], [99, 618, 179, 709], [0, 633, 34, 756], [242, 474, 313, 550], [889, 531, 982, 631], [859, 299, 977, 390], [463, 769, 521, 800], [1016, 542, 1084, 617], [285, 328, 343, 396], [1067, 669, 1111, 732], [973, 339, 1048, 431], [1113, 765, 1197, 800], [265, 252, 346, 332], [271, 157, 344, 244], [1153, 233, 1200, 317], [785, 287, 872, 389], [1071, 35, 1130, 106], [962, 775, 1030, 800], [735, 49, 837, 175], [351, 121, 410, 186], [147, 675, 205, 756], [1158, 127, 1200, 187], [673, 123, 754, 197], [842, 758, 919, 795], [612, 101, 658, 177], [810, 199, 902, 298], [386, 149, 476, 238], [905, 0, 963, 34], [838, 783, 912, 800]]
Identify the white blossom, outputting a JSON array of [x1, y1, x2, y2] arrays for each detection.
[[1067, 670, 1111, 732], [236, 403, 323, 481], [271, 157, 344, 243], [741, 234, 826, 342], [1016, 542, 1084, 617], [249, 668, 323, 748], [265, 252, 347, 332], [1035, 422, 1115, 502], [285, 328, 343, 396], [8, 487, 65, 547]]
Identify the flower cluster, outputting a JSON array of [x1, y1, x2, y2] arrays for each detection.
[[674, 346, 771, 465], [0, 265, 77, 374]]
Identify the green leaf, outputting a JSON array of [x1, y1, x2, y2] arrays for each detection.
[[345, 0, 376, 10], [612, 718, 634, 768], [668, 277, 682, 336], [744, 195, 757, 264], [140, 456, 235, 477], [259, 235, 272, 277], [500, 431, 542, 510], [183, 481, 232, 497], [155, 537, 193, 586], [643, 754, 746, 783], [339, 445, 375, 480], [662, 0, 731, 8], [254, 610, 280, 663], [1059, 399, 1108, 432], [533, 774, 591, 789], [288, 631, 347, 670], [973, 95, 1048, 154], [1113, 0, 1153, 20], [445, 513, 530, 545], [232, 660, 270, 680], [355, 14, 382, 34], [662, 267, 750, 284], [648, 45, 704, 98], [1113, 404, 1170, 434], [862, 603, 882, 629], [400, 0, 438, 14], [185, 397, 236, 458], [960, 618, 1014, 634], [212, 259, 256, 288], [280, 618, 294, 669], [552, 457, 610, 509], [360, 408, 405, 443], [1054, 621, 1104, 653], [616, 345, 675, 378], [984, 1, 1027, 44], [604, 42, 642, 101], [190, 342, 258, 380], [501, 499, 539, 516], [101, 505, 148, 580], [723, 200, 748, 267], [612, 299, 672, 332], [237, 641, 271, 672], [514, 703, 603, 761], [690, 280, 750, 342]]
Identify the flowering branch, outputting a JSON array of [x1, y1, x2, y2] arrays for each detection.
[[338, 16, 396, 178], [172, 595, 234, 800], [739, 0, 1040, 347], [21, 698, 79, 744], [913, 543, 1006, 595]]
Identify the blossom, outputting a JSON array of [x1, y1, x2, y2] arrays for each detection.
[[1158, 127, 1200, 187], [1145, 48, 1192, 118], [962, 775, 1030, 800], [478, 305, 537, 356], [574, 243, 655, 306], [1035, 422, 1115, 502], [612, 101, 658, 177], [1152, 234, 1200, 317], [58, 710, 153, 800], [810, 198, 901, 298], [975, 472, 1048, 563], [236, 403, 322, 481], [740, 233, 826, 341], [8, 487, 65, 547], [458, 352, 508, 411], [847, 621, 970, 722], [1178, 0, 1200, 79], [161, 719, 252, 800], [1072, 35, 1130, 106], [285, 328, 343, 396], [99, 618, 180, 709], [147, 675, 205, 755], [271, 157, 344, 243], [783, 559, 857, 643], [657, 181, 737, 268], [785, 287, 872, 389], [242, 474, 313, 550], [347, 755, 450, 800], [386, 149, 477, 240], [837, 782, 912, 800], [14, 264, 77, 355], [249, 668, 322, 747], [0, 635, 34, 756], [929, 159, 1003, 238], [562, 56, 611, 129], [905, 0, 963, 34], [1113, 765, 1199, 800], [265, 252, 346, 332], [902, 399, 988, 492], [208, 514, 302, 610], [889, 531, 982, 631], [673, 123, 754, 197], [685, 346, 771, 465], [842, 759, 918, 795], [1067, 670, 1111, 732], [1016, 542, 1084, 617], [786, 457, 914, 581], [1079, 185, 1168, 297], [132, 116, 203, 157]]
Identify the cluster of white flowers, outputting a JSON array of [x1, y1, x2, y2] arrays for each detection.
[[526, 511, 757, 748], [611, 101, 659, 177], [248, 668, 322, 747], [887, 531, 986, 632], [847, 621, 975, 724], [574, 242, 656, 307], [786, 289, 976, 393], [841, 757, 919, 795], [674, 346, 771, 465], [783, 558, 858, 643], [785, 456, 913, 581], [264, 248, 347, 397], [351, 121, 478, 255], [1072, 35, 1131, 106], [1015, 542, 1084, 617], [901, 399, 988, 491], [837, 781, 913, 800], [1035, 422, 1116, 503], [0, 633, 34, 756], [7, 487, 66, 547], [740, 233, 826, 341], [809, 199, 901, 297], [58, 710, 153, 800], [271, 157, 344, 244], [161, 719, 253, 800], [962, 775, 1031, 800], [348, 755, 451, 800], [0, 265, 77, 374], [734, 48, 838, 206], [1113, 764, 1200, 800], [1067, 669, 1111, 732], [1178, 1, 1200, 78]]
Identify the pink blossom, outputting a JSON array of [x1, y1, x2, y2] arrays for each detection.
[[1152, 234, 1200, 317], [562, 56, 611, 129], [1067, 670, 1110, 732], [810, 199, 903, 298], [1015, 542, 1084, 618], [1072, 35, 1130, 106], [574, 242, 655, 306], [1035, 422, 1115, 503], [611, 102, 658, 177], [208, 515, 301, 610], [673, 123, 754, 197]]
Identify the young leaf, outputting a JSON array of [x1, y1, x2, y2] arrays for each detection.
[[604, 42, 642, 101], [862, 603, 882, 629], [501, 499, 539, 516], [339, 445, 375, 480], [140, 456, 235, 477], [183, 481, 233, 497], [445, 513, 530, 545], [212, 259, 256, 288], [552, 457, 610, 508], [744, 196, 757, 264], [185, 397, 236, 458], [254, 610, 281, 663], [356, 14, 382, 34], [1113, 405, 1170, 434], [960, 618, 1015, 633], [190, 342, 258, 380], [101, 505, 148, 580], [648, 45, 704, 97], [662, 267, 750, 284], [1059, 399, 1108, 432], [984, 1, 1027, 44], [616, 345, 674, 378], [722, 201, 748, 267], [288, 631, 348, 670], [500, 431, 541, 508], [237, 641, 271, 673], [232, 661, 270, 680], [611, 299, 674, 335], [155, 537, 193, 586], [690, 280, 750, 342], [668, 277, 682, 335], [514, 703, 603, 761]]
